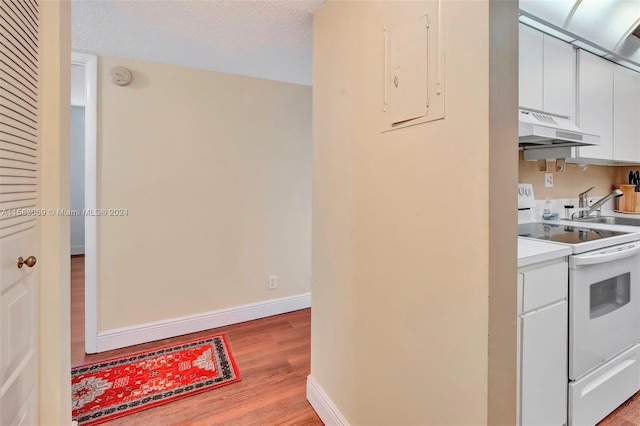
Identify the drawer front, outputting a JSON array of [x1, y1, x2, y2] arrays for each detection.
[[569, 344, 640, 426], [520, 261, 568, 314]]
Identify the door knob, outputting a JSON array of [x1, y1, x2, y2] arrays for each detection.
[[17, 256, 36, 269]]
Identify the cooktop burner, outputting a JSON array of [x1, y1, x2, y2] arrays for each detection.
[[518, 222, 628, 244]]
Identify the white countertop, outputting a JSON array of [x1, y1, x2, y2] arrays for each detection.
[[518, 238, 573, 268], [518, 203, 640, 265]]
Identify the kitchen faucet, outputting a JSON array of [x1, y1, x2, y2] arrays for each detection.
[[571, 187, 623, 220]]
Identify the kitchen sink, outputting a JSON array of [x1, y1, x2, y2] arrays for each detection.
[[576, 216, 640, 226]]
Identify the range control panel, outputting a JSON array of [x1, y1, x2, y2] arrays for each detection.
[[518, 183, 536, 209]]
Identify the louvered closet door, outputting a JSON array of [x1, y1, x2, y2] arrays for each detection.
[[0, 0, 40, 424]]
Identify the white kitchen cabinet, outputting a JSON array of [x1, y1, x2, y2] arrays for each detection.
[[519, 24, 575, 119], [613, 65, 640, 162], [543, 34, 576, 119], [575, 50, 615, 161], [521, 302, 567, 426], [517, 259, 568, 426], [519, 261, 567, 313], [519, 24, 543, 112]]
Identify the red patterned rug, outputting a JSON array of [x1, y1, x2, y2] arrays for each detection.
[[71, 334, 241, 425]]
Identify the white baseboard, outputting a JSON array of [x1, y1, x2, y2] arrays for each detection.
[[306, 375, 350, 426], [94, 292, 311, 353]]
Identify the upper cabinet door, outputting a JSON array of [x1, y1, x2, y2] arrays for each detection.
[[613, 66, 640, 162], [576, 50, 614, 161], [543, 35, 575, 119], [519, 25, 575, 118], [519, 24, 544, 111]]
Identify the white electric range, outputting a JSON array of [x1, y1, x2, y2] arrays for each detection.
[[518, 184, 640, 426]]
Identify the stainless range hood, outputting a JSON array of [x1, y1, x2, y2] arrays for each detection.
[[519, 109, 600, 149]]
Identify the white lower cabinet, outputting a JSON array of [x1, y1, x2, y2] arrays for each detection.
[[518, 259, 568, 426], [521, 301, 568, 426]]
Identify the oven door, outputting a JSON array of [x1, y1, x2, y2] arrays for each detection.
[[569, 242, 640, 380]]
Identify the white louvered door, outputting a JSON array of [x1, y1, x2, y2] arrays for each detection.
[[0, 0, 40, 424]]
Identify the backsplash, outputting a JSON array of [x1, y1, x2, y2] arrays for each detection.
[[519, 152, 619, 199], [519, 197, 617, 223]]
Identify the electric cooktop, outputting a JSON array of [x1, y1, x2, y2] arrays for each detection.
[[518, 222, 628, 244]]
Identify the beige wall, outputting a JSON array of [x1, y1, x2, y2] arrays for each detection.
[[40, 1, 71, 424], [488, 0, 519, 423], [311, 1, 516, 424], [519, 153, 618, 198], [96, 56, 311, 331]]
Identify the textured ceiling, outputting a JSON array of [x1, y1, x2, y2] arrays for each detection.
[[71, 0, 325, 86]]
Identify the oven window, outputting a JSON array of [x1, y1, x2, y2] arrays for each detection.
[[590, 273, 631, 319]]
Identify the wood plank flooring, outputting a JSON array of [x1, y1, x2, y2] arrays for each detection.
[[600, 393, 640, 426], [74, 254, 640, 425], [70, 256, 323, 425]]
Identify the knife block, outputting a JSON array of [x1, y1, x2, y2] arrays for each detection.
[[617, 184, 640, 212]]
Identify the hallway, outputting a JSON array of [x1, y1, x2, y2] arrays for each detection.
[[71, 256, 321, 425]]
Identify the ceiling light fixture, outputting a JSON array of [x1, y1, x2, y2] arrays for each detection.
[[519, 14, 576, 42], [520, 0, 640, 70]]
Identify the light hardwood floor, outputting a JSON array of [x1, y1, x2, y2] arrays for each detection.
[[71, 255, 323, 425], [74, 254, 640, 425]]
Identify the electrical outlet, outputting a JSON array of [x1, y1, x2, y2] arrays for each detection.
[[268, 275, 277, 289], [544, 173, 554, 188]]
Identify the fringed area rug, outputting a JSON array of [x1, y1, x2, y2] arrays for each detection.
[[72, 334, 241, 425]]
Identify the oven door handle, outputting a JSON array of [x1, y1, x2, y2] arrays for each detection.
[[572, 243, 640, 267]]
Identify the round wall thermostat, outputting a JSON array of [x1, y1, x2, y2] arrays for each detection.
[[110, 66, 133, 86]]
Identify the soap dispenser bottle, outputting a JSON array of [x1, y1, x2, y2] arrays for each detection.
[[543, 198, 554, 220]]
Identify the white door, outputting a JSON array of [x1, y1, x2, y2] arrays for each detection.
[[0, 1, 41, 424]]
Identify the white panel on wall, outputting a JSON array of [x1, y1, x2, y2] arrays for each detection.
[[387, 14, 429, 125], [382, 0, 444, 131]]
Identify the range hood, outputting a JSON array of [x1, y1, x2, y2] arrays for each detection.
[[518, 109, 600, 149]]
